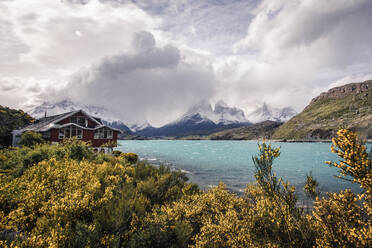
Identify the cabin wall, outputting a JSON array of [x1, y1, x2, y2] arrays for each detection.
[[56, 112, 99, 128], [49, 128, 118, 148], [50, 129, 59, 142]]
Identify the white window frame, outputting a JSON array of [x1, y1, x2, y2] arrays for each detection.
[[59, 129, 65, 139], [108, 130, 113, 139], [94, 127, 113, 139], [59, 126, 83, 139], [77, 128, 83, 139]]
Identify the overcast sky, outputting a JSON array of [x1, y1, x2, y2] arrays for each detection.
[[1, 0, 372, 126]]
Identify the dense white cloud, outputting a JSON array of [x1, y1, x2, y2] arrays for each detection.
[[226, 0, 372, 112], [56, 31, 216, 126], [0, 0, 158, 108], [0, 0, 371, 124]]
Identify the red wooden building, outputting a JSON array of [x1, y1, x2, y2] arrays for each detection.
[[13, 110, 121, 152]]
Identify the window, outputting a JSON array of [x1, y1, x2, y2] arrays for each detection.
[[78, 117, 86, 126], [94, 128, 113, 139], [77, 129, 83, 139], [59, 126, 83, 139], [71, 116, 86, 127], [42, 131, 51, 139], [65, 128, 70, 138], [59, 129, 64, 139]]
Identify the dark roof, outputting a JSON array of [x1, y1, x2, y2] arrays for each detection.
[[15, 110, 122, 133], [18, 112, 73, 132]]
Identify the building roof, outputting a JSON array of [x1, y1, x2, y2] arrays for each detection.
[[15, 110, 122, 133]]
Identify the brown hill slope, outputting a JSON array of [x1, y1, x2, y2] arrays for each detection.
[[272, 80, 372, 140]]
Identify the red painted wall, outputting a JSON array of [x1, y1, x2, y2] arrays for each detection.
[[42, 111, 119, 147], [46, 128, 119, 147], [56, 111, 100, 128], [50, 129, 59, 141]]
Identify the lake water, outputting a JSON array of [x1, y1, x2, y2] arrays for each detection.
[[117, 140, 365, 198]]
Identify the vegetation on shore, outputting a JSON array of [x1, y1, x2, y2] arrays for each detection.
[[0, 129, 371, 247], [182, 120, 282, 140], [0, 105, 34, 147]]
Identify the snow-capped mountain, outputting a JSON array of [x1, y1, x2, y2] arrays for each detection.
[[172, 100, 249, 125], [129, 121, 153, 132], [137, 100, 251, 137], [28, 100, 132, 132], [213, 100, 247, 124], [247, 103, 297, 123]]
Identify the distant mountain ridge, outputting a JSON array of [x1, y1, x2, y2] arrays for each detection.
[[137, 101, 252, 137], [246, 103, 297, 123], [273, 80, 372, 140], [28, 99, 298, 138]]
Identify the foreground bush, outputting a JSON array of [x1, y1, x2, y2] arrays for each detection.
[[311, 129, 371, 247], [129, 129, 370, 247], [0, 140, 196, 247], [0, 129, 370, 247]]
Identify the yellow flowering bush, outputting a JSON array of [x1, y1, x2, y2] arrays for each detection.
[[311, 129, 372, 247], [0, 129, 370, 247], [0, 140, 196, 247], [121, 152, 139, 164]]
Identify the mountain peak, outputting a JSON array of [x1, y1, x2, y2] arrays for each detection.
[[247, 103, 296, 123], [176, 100, 249, 125], [186, 100, 213, 115], [215, 100, 228, 108]]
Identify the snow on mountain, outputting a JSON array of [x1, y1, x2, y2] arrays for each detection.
[[28, 100, 132, 132], [247, 103, 297, 123], [129, 121, 153, 132], [214, 100, 247, 124], [136, 100, 251, 137], [174, 100, 249, 125]]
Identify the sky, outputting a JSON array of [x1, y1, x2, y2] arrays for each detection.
[[1, 0, 372, 126]]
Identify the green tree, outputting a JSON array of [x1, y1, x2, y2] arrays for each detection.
[[18, 131, 45, 148]]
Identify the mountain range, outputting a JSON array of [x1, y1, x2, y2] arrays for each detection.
[[26, 99, 297, 138], [136, 100, 252, 137], [247, 103, 297, 123]]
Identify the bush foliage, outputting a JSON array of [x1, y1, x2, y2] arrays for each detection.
[[0, 106, 34, 147], [0, 129, 371, 247], [18, 131, 45, 148]]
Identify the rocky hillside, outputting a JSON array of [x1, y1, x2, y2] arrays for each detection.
[[183, 120, 283, 140], [272, 80, 372, 140], [0, 105, 35, 147]]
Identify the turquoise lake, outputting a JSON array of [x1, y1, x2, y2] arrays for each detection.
[[117, 140, 366, 198]]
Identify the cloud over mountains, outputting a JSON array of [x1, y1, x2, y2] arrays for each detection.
[[61, 31, 216, 126], [0, 0, 371, 125]]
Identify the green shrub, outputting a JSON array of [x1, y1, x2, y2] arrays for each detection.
[[122, 152, 139, 164], [18, 131, 44, 148], [112, 150, 123, 157]]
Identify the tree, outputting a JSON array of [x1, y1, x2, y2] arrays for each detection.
[[18, 131, 45, 148]]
